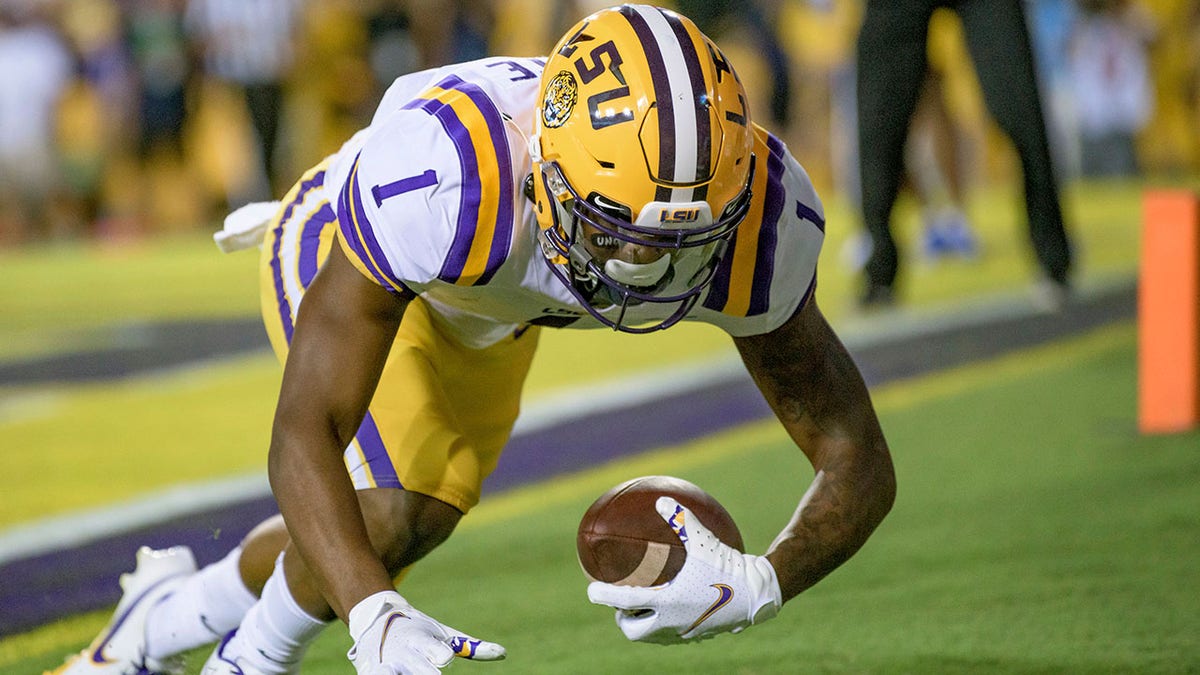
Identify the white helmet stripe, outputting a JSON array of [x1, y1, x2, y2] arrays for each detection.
[[628, 5, 703, 202]]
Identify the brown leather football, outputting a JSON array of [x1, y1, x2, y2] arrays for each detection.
[[577, 475, 744, 586]]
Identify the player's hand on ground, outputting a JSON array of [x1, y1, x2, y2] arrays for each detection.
[[587, 497, 783, 644], [348, 591, 505, 674]]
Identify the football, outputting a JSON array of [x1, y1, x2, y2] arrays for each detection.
[[577, 475, 744, 586]]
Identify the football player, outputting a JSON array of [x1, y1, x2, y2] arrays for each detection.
[[51, 5, 894, 674]]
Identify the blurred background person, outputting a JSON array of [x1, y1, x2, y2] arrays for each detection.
[[907, 64, 980, 262], [124, 0, 199, 232], [402, 0, 493, 70], [1068, 0, 1156, 178], [0, 1, 74, 245], [184, 0, 303, 203], [1027, 0, 1083, 178], [58, 0, 145, 240], [854, 0, 1073, 311]]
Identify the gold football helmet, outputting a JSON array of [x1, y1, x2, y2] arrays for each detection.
[[530, 4, 755, 332]]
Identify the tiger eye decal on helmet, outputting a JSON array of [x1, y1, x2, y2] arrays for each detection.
[[542, 71, 578, 128]]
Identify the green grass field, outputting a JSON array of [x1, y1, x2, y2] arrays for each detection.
[[5, 324, 1198, 673]]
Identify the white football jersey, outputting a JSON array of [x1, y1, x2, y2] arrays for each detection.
[[326, 57, 825, 348]]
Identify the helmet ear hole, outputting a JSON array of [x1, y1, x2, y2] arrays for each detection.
[[523, 174, 536, 201]]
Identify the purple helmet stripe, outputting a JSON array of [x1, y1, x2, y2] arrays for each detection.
[[621, 6, 675, 202]]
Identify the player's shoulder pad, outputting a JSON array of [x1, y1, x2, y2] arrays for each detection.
[[337, 63, 539, 293], [698, 126, 825, 337]]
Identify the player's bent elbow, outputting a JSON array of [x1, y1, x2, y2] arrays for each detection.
[[867, 446, 897, 528]]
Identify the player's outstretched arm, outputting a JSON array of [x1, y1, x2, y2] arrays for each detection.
[[732, 298, 896, 602], [588, 299, 895, 644], [268, 242, 409, 621]]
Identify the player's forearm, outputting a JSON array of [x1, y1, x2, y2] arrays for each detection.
[[268, 425, 395, 622], [765, 438, 895, 601]]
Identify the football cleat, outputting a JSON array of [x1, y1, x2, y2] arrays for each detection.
[[198, 630, 272, 675], [47, 546, 197, 675]]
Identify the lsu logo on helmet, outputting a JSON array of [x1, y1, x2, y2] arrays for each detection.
[[659, 208, 702, 224]]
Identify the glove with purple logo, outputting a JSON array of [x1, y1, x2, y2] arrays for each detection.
[[348, 590, 505, 674], [587, 496, 783, 644]]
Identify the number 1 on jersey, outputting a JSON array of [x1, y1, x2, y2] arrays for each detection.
[[372, 169, 438, 207]]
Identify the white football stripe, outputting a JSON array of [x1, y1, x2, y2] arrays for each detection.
[[633, 5, 699, 202], [615, 541, 672, 587]]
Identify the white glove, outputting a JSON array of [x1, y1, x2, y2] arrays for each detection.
[[347, 590, 505, 674], [587, 496, 783, 644]]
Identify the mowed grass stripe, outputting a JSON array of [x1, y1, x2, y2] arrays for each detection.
[[9, 322, 1196, 673]]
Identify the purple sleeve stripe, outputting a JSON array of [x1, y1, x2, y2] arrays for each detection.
[[298, 203, 336, 288], [407, 97, 481, 284], [437, 75, 515, 285], [703, 139, 785, 317], [355, 412, 402, 489], [766, 132, 786, 159], [702, 232, 735, 312], [371, 170, 438, 207], [414, 77, 514, 286], [336, 154, 412, 296], [798, 269, 818, 313], [269, 222, 295, 343], [747, 144, 786, 316], [269, 169, 326, 343]]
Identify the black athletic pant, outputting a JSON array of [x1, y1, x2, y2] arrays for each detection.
[[856, 0, 1072, 292], [244, 82, 284, 196]]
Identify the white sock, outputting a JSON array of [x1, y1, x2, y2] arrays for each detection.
[[222, 554, 329, 674], [144, 546, 258, 660]]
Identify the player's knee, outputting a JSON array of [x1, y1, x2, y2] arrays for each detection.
[[238, 514, 291, 596], [357, 488, 462, 576]]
